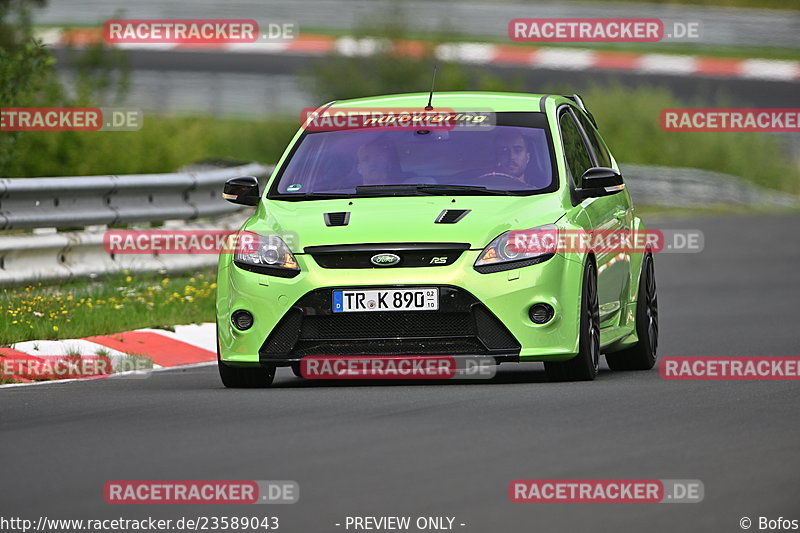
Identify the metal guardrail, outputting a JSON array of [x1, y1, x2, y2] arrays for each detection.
[[0, 163, 272, 230], [0, 217, 251, 287], [620, 165, 799, 208], [0, 162, 796, 287], [0, 163, 272, 286]]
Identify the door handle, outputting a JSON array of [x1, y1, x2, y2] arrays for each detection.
[[613, 210, 628, 220]]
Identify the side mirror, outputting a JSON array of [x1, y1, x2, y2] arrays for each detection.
[[574, 167, 625, 201], [223, 176, 260, 206]]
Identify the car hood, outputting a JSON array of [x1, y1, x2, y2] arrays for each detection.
[[245, 195, 566, 252]]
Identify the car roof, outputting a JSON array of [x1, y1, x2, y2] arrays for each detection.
[[326, 92, 566, 113]]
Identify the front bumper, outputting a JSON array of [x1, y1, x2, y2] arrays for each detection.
[[216, 250, 584, 366]]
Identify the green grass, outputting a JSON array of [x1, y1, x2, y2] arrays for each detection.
[[0, 269, 217, 345], [3, 115, 299, 177], [7, 85, 799, 194], [577, 84, 799, 194]]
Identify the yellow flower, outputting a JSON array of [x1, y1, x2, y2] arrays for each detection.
[[53, 325, 59, 332], [125, 276, 132, 283]]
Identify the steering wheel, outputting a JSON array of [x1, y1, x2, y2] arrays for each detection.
[[477, 171, 518, 181]]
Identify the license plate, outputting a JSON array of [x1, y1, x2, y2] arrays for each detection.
[[332, 288, 439, 312]]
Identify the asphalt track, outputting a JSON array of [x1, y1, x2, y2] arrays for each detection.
[[1, 213, 799, 532]]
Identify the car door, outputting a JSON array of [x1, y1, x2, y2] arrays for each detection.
[[573, 109, 633, 324], [558, 106, 626, 324]]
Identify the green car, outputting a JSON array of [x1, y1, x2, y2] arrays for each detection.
[[216, 92, 658, 387]]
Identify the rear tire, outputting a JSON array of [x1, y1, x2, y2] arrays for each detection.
[[291, 363, 304, 378], [218, 360, 276, 388], [544, 260, 600, 382], [606, 253, 658, 371]]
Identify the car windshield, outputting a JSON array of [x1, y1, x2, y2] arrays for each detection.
[[270, 113, 555, 199]]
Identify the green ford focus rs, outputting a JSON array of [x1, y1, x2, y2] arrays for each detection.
[[216, 92, 658, 387]]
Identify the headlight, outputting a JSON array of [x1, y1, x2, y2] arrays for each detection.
[[474, 224, 558, 273], [233, 232, 300, 278]]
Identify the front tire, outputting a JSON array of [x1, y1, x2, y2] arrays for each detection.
[[216, 333, 275, 388], [291, 363, 304, 378], [606, 253, 658, 371], [544, 259, 600, 382], [218, 360, 276, 388]]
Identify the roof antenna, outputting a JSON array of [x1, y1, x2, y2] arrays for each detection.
[[425, 65, 438, 111]]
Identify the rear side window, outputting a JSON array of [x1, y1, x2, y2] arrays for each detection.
[[576, 112, 613, 168], [559, 112, 593, 187]]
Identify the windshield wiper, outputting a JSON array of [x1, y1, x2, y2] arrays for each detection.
[[355, 184, 514, 196], [415, 185, 515, 196], [287, 192, 352, 199]]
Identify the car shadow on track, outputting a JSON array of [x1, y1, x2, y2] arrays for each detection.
[[261, 364, 616, 388]]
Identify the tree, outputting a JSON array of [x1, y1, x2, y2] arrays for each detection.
[[0, 0, 62, 171]]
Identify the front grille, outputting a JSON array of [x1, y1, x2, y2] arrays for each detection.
[[302, 312, 473, 339], [261, 308, 302, 354], [473, 305, 519, 348], [259, 286, 520, 360], [305, 242, 470, 269]]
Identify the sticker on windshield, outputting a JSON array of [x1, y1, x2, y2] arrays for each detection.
[[286, 183, 303, 192]]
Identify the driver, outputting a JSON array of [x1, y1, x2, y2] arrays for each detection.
[[492, 130, 531, 184], [356, 140, 397, 185]]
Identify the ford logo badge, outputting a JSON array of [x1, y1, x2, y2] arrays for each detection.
[[370, 253, 401, 266]]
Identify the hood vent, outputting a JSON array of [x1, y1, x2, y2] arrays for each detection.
[[435, 209, 471, 224], [324, 212, 350, 226]]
